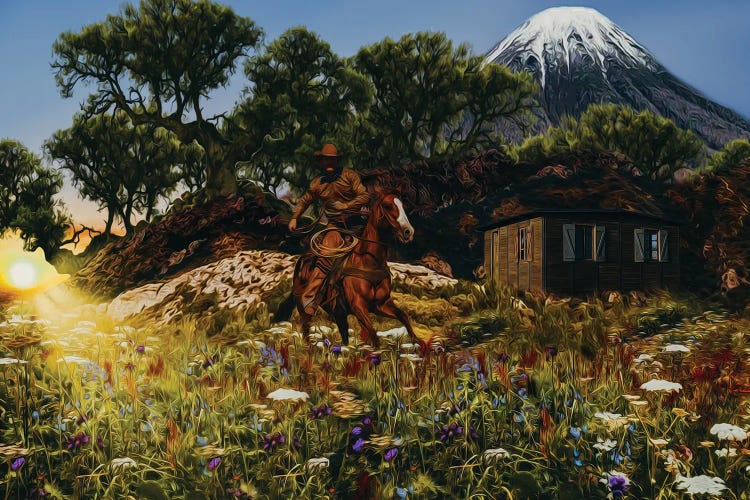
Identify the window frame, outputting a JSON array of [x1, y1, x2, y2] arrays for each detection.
[[644, 228, 659, 262]]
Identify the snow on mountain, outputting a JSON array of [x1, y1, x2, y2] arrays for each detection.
[[485, 6, 750, 149]]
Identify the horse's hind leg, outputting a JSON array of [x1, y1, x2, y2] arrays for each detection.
[[350, 296, 379, 349], [375, 298, 427, 352], [333, 309, 350, 345], [297, 306, 313, 342]]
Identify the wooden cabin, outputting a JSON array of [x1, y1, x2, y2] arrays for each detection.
[[479, 209, 681, 295]]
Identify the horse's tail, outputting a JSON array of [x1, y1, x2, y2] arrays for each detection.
[[273, 292, 296, 322]]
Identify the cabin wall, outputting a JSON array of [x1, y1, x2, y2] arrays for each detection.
[[543, 215, 680, 295], [486, 217, 543, 291]]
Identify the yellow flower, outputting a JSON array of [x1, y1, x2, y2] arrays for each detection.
[[672, 408, 689, 418]]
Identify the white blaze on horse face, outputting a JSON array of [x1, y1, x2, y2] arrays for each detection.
[[393, 198, 414, 243]]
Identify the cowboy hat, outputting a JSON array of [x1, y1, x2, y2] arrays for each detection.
[[314, 143, 342, 157]]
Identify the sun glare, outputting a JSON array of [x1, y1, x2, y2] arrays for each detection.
[[8, 260, 37, 289], [0, 233, 70, 297]]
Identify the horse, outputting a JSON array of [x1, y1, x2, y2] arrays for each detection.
[[275, 188, 425, 351]]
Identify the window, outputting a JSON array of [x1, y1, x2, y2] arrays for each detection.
[[563, 224, 606, 262], [574, 225, 593, 261], [644, 229, 659, 261], [634, 228, 669, 263], [519, 227, 527, 261]]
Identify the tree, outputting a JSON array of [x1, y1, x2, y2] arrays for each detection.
[[52, 0, 262, 198], [232, 27, 371, 192], [0, 140, 70, 258], [46, 111, 193, 235], [704, 138, 750, 173], [515, 104, 705, 181], [352, 32, 536, 167]]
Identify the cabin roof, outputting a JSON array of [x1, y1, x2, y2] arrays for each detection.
[[476, 208, 685, 232]]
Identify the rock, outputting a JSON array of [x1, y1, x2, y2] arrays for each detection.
[[417, 252, 454, 277]]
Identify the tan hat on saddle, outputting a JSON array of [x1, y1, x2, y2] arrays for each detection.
[[314, 143, 342, 157]]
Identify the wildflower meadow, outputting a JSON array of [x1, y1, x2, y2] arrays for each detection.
[[1, 280, 749, 498]]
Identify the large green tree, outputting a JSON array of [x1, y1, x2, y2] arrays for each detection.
[[46, 112, 196, 235], [52, 0, 262, 198], [0, 140, 70, 258], [352, 31, 536, 167], [232, 27, 370, 192], [515, 104, 705, 181]]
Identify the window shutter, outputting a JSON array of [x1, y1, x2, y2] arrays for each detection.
[[527, 227, 533, 261], [658, 229, 669, 262], [595, 225, 606, 262], [634, 228, 645, 263], [563, 224, 575, 262]]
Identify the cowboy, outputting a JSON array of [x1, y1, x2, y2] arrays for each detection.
[[288, 143, 370, 315]]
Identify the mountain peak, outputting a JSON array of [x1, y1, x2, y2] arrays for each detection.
[[486, 6, 655, 86], [484, 7, 750, 149]]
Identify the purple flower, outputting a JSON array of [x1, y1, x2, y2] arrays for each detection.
[[368, 353, 381, 366], [136, 345, 145, 353], [324, 338, 331, 347], [384, 447, 399, 462], [352, 438, 366, 453], [11, 457, 25, 471], [545, 346, 558, 358], [469, 425, 479, 440], [499, 352, 510, 363], [351, 426, 363, 436], [437, 422, 463, 444], [331, 345, 342, 355], [362, 416, 373, 427], [66, 432, 90, 450], [262, 432, 286, 451], [207, 457, 221, 471], [293, 434, 302, 450], [608, 474, 629, 496], [202, 357, 214, 368], [311, 404, 333, 419]]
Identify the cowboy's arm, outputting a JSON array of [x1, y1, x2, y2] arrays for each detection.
[[291, 180, 320, 221], [340, 169, 370, 211]]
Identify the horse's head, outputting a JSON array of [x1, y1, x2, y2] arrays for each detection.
[[371, 187, 414, 244]]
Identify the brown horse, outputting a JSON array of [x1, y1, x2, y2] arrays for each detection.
[[275, 188, 424, 351]]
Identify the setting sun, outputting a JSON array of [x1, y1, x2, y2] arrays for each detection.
[[0, 234, 69, 297], [8, 260, 37, 289]]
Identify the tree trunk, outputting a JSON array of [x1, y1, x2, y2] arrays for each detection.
[[105, 208, 115, 236], [204, 158, 237, 199]]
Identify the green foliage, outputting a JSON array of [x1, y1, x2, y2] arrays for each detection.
[[52, 0, 263, 197], [353, 31, 536, 167], [0, 139, 70, 257], [704, 138, 750, 173], [514, 104, 705, 181], [235, 27, 371, 192], [46, 111, 199, 235]]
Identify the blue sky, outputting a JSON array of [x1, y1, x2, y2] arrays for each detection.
[[1, 0, 749, 225]]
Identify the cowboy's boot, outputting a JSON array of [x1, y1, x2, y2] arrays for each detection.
[[301, 266, 327, 316]]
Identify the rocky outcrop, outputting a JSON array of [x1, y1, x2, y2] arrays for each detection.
[[99, 250, 457, 325]]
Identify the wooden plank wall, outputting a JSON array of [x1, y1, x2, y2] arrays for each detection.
[[487, 215, 680, 294]]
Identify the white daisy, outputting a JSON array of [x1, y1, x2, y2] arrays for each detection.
[[266, 388, 309, 402], [674, 475, 727, 496], [640, 379, 682, 393], [710, 423, 749, 441]]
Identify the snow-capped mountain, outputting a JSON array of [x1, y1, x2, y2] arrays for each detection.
[[485, 6, 750, 149]]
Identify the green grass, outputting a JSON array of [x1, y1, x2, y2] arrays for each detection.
[[1, 284, 749, 498]]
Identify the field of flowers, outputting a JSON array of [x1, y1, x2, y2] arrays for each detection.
[[1, 281, 749, 498]]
